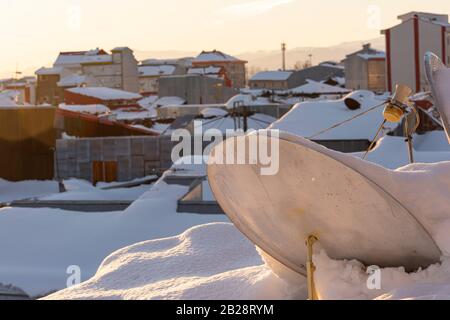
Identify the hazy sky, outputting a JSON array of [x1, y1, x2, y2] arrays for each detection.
[[1, 0, 449, 76]]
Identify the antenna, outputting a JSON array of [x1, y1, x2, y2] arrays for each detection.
[[281, 43, 286, 71]]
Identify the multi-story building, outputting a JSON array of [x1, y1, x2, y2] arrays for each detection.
[[192, 50, 247, 89], [36, 47, 139, 105], [343, 44, 386, 92], [382, 12, 450, 92]]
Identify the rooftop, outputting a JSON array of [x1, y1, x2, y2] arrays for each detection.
[[193, 50, 246, 63], [250, 71, 293, 81], [66, 87, 142, 101], [138, 65, 176, 77]]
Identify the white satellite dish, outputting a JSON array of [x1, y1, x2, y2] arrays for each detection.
[[207, 131, 440, 276], [425, 52, 450, 143]]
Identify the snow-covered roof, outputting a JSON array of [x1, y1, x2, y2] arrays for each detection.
[[35, 67, 63, 76], [271, 90, 395, 140], [57, 74, 88, 87], [139, 65, 176, 77], [250, 71, 293, 81], [66, 87, 142, 101], [193, 50, 244, 63], [357, 52, 386, 60], [113, 109, 156, 121], [80, 55, 112, 65], [188, 66, 223, 75], [138, 96, 158, 109], [194, 113, 276, 133], [59, 104, 110, 115], [200, 107, 228, 118], [288, 79, 351, 95], [0, 94, 17, 107], [153, 96, 186, 107], [54, 50, 112, 67]]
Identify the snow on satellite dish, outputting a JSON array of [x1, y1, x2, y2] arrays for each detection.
[[425, 52, 450, 143], [207, 131, 441, 277]]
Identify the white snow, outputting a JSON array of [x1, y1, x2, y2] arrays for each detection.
[[44, 223, 303, 300], [193, 51, 241, 63], [357, 52, 386, 60], [113, 109, 155, 121], [35, 67, 63, 76], [0, 94, 18, 107], [0, 161, 227, 298], [0, 179, 59, 203], [59, 104, 110, 115], [287, 79, 351, 95], [67, 87, 142, 101], [200, 107, 228, 118], [188, 66, 223, 75], [57, 74, 88, 87], [250, 71, 292, 81], [44, 159, 450, 300], [152, 96, 186, 108], [356, 131, 450, 169], [271, 90, 395, 140], [139, 65, 176, 77]]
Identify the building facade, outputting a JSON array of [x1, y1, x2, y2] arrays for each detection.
[[344, 44, 386, 92], [159, 74, 237, 105], [192, 50, 247, 89], [382, 12, 450, 92], [36, 47, 139, 105]]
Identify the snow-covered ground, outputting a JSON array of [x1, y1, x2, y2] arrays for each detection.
[[0, 163, 227, 298], [45, 223, 303, 300], [0, 178, 153, 203]]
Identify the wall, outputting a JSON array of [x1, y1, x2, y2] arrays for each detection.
[[56, 136, 181, 182], [118, 48, 140, 93], [36, 74, 65, 105], [345, 55, 368, 90], [367, 60, 386, 92], [0, 107, 56, 181], [159, 75, 238, 104], [389, 19, 416, 91]]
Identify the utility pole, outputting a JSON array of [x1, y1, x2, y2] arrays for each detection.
[[281, 43, 286, 71], [308, 54, 313, 67]]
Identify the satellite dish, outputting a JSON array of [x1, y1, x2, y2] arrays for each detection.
[[425, 52, 450, 143], [207, 131, 441, 276]]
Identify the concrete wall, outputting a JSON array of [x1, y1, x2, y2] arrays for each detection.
[[345, 56, 369, 90], [367, 60, 386, 92], [389, 19, 416, 91], [119, 48, 140, 93], [56, 136, 175, 182], [159, 75, 237, 104], [388, 18, 445, 92]]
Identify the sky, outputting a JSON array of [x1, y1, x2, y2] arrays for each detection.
[[1, 0, 450, 77]]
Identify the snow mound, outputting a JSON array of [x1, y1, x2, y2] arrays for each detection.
[[44, 223, 303, 300], [271, 90, 394, 140], [314, 250, 450, 300]]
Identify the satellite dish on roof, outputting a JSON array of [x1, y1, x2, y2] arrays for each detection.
[[425, 52, 450, 143], [207, 131, 440, 277]]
